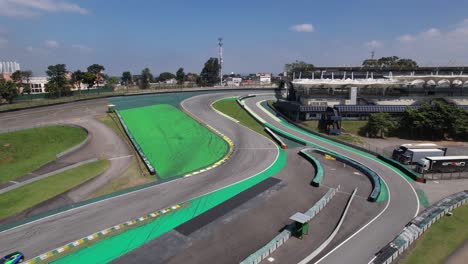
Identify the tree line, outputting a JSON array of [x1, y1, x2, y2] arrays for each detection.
[[365, 101, 468, 141]]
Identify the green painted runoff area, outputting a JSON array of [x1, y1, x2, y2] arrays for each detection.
[[0, 160, 109, 220], [52, 148, 287, 264], [0, 125, 87, 183], [119, 104, 228, 178]]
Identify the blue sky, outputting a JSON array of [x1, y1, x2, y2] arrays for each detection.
[[1, 0, 468, 76]]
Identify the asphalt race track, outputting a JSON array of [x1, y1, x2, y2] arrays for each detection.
[[0, 91, 419, 264], [0, 92, 278, 259], [244, 96, 419, 264]]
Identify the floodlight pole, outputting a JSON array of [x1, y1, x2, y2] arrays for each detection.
[[218, 37, 223, 86]]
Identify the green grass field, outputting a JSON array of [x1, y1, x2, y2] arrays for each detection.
[[0, 160, 109, 220], [0, 125, 87, 183], [119, 104, 228, 178], [300, 120, 366, 145], [400, 204, 468, 264], [212, 98, 274, 141]]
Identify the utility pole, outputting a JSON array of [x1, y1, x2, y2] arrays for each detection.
[[218, 37, 223, 86]]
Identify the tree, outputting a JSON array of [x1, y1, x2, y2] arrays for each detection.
[[0, 79, 19, 103], [46, 64, 70, 97], [284, 61, 315, 78], [157, 72, 175, 83], [121, 71, 132, 86], [362, 56, 418, 69], [71, 70, 84, 93], [87, 64, 105, 94], [11, 70, 22, 83], [82, 72, 97, 90], [366, 113, 397, 138], [176, 67, 185, 84], [105, 76, 120, 90], [198, 58, 220, 87], [139, 68, 153, 89]]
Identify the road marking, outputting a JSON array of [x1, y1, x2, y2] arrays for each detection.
[[108, 155, 133, 161], [9, 180, 19, 184]]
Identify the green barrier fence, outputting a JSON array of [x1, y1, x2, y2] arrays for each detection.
[[51, 148, 286, 264], [299, 149, 324, 187]]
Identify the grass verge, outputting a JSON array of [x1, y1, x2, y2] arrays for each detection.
[[0, 125, 87, 183], [0, 160, 109, 220], [400, 203, 468, 264], [212, 98, 274, 141], [300, 120, 366, 145]]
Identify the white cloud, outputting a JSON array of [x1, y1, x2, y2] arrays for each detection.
[[290, 24, 315, 33], [0, 37, 7, 48], [0, 0, 89, 17], [365, 40, 383, 49], [397, 34, 416, 44], [421, 28, 441, 38], [71, 44, 93, 53], [25, 46, 33, 52], [44, 39, 59, 48]]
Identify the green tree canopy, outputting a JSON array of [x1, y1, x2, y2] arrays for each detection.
[[176, 67, 185, 84], [87, 64, 105, 86], [365, 113, 397, 138], [11, 70, 22, 83], [285, 61, 315, 78], [362, 56, 418, 69], [198, 58, 220, 87], [82, 72, 96, 89], [121, 71, 132, 85], [71, 70, 84, 89], [139, 68, 153, 89], [0, 79, 19, 103], [46, 64, 70, 97], [157, 72, 176, 83]]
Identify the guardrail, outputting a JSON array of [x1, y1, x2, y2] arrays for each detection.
[[264, 127, 287, 149], [114, 110, 156, 175], [313, 148, 381, 202], [299, 149, 324, 187], [371, 190, 468, 264], [240, 187, 339, 264]]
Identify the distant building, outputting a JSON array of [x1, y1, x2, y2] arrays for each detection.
[[257, 73, 272, 84], [226, 77, 242, 86], [0, 61, 20, 74], [27, 77, 48, 94]]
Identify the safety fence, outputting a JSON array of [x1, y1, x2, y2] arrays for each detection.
[[371, 190, 468, 264], [299, 149, 324, 187], [240, 187, 339, 264], [265, 101, 422, 183], [114, 110, 155, 175]]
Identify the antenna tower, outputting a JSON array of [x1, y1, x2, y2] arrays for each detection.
[[218, 37, 223, 86]]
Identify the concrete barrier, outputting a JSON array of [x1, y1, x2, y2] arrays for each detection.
[[299, 149, 324, 187], [265, 127, 287, 149], [371, 190, 468, 264], [240, 186, 339, 264]]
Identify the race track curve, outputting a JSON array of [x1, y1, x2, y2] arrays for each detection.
[[244, 96, 419, 264]]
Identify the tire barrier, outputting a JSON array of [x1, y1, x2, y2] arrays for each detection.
[[114, 110, 156, 175], [24, 203, 186, 264], [298, 188, 357, 264], [265, 127, 288, 149], [377, 155, 426, 183], [240, 186, 339, 264], [299, 149, 324, 187], [371, 190, 468, 264], [313, 148, 381, 202]]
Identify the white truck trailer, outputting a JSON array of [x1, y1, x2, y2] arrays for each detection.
[[394, 148, 446, 165], [416, 156, 468, 173]]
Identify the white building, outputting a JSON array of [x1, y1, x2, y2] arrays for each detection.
[[27, 77, 48, 94], [226, 77, 242, 86], [257, 73, 271, 84], [0, 61, 20, 74]]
